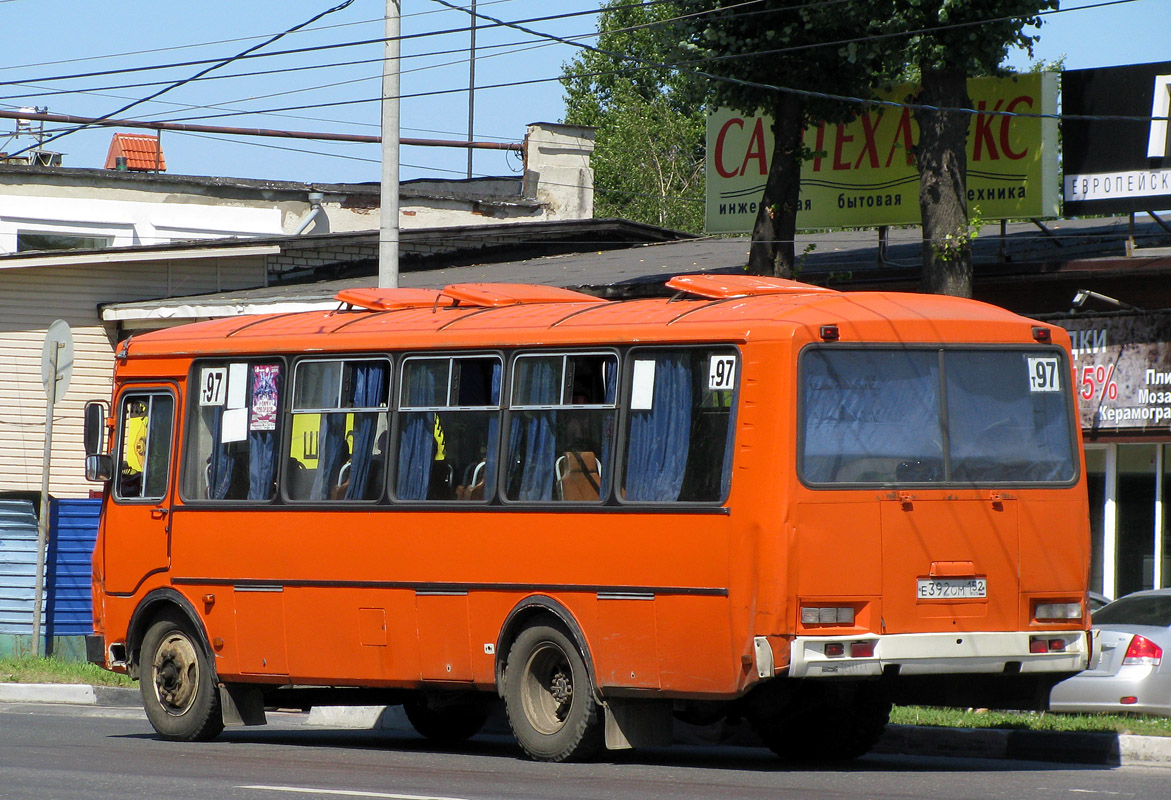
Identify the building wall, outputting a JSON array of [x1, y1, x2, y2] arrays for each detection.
[[0, 193, 283, 255], [0, 255, 266, 498], [0, 123, 596, 249]]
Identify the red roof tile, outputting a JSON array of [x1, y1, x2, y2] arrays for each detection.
[[104, 133, 166, 171]]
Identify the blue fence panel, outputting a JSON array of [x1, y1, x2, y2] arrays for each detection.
[[46, 498, 100, 637], [0, 500, 39, 635]]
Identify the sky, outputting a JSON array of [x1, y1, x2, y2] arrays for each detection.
[[0, 0, 1168, 187]]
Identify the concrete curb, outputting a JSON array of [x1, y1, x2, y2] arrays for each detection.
[[8, 688, 1171, 767], [0, 683, 139, 707]]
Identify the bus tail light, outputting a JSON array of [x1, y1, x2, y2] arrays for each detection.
[[1122, 635, 1163, 666], [801, 606, 855, 625], [850, 641, 875, 658], [1029, 636, 1069, 653], [1035, 602, 1082, 621], [824, 643, 845, 657]]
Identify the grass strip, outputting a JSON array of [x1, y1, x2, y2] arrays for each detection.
[[891, 705, 1171, 737], [0, 656, 134, 688]]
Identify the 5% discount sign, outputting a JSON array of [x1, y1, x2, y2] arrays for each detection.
[[1079, 363, 1119, 402]]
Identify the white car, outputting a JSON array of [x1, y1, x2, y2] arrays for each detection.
[[1049, 590, 1171, 716]]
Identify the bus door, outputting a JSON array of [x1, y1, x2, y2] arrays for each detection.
[[104, 388, 177, 594], [879, 492, 1019, 634]]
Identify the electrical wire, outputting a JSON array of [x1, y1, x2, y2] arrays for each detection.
[[5, 0, 361, 159]]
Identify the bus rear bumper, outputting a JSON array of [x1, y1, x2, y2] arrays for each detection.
[[788, 631, 1089, 678]]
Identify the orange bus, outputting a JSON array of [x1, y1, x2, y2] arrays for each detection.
[[82, 274, 1092, 762]]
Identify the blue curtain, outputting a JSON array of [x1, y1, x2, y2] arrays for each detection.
[[247, 431, 275, 500], [309, 363, 344, 501], [396, 366, 438, 500], [600, 358, 618, 489], [207, 408, 234, 500], [345, 363, 387, 499], [510, 412, 555, 500], [482, 361, 502, 498], [507, 358, 558, 500], [625, 354, 692, 501]]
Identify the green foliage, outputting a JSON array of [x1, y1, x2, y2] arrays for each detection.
[[678, 0, 887, 127], [561, 1, 705, 232], [871, 0, 1059, 79]]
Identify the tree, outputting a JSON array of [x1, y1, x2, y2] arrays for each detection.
[[561, 1, 706, 232], [680, 1, 886, 276], [873, 1, 1057, 296]]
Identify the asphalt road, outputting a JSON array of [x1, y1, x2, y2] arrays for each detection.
[[2, 703, 1170, 800]]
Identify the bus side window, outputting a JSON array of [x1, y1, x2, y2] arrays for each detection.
[[506, 352, 617, 502], [116, 393, 174, 502], [287, 358, 389, 502], [622, 348, 738, 503], [183, 362, 284, 502], [396, 355, 501, 502]]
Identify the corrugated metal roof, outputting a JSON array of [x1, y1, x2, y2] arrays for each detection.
[[104, 133, 166, 172]]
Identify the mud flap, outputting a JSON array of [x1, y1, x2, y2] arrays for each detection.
[[219, 683, 267, 727], [604, 699, 673, 750]]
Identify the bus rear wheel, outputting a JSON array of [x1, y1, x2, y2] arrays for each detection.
[[139, 611, 224, 742], [503, 623, 602, 762], [403, 694, 490, 744], [750, 681, 890, 762]]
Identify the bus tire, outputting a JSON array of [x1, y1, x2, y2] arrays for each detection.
[[751, 682, 890, 762], [503, 622, 603, 762], [403, 695, 490, 744], [139, 611, 224, 742]]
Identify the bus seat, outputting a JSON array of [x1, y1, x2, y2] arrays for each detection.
[[557, 451, 600, 501], [456, 461, 486, 501]]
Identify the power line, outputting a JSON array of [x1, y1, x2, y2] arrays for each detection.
[[5, 0, 360, 159], [0, 0, 526, 75]]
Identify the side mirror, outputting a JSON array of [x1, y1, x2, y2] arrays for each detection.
[[86, 454, 114, 483], [84, 400, 109, 457]]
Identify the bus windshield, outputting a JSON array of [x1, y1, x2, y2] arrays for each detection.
[[799, 347, 1077, 486]]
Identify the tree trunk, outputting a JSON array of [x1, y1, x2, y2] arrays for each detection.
[[913, 66, 972, 297], [748, 93, 805, 277]]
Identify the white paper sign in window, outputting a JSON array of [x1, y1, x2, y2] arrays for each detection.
[[631, 359, 656, 410], [708, 355, 736, 391], [199, 367, 227, 406], [1027, 356, 1060, 393]]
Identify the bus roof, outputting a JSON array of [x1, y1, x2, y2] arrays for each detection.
[[120, 276, 1062, 360]]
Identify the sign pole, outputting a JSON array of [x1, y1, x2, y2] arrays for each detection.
[[32, 344, 58, 658], [34, 320, 73, 658]]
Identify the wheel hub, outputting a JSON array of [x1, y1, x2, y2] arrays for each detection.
[[153, 632, 199, 716]]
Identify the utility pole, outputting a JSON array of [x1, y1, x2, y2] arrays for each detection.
[[466, 0, 477, 179], [378, 0, 401, 289]]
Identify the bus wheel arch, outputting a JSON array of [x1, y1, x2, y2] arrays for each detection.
[[494, 596, 598, 699], [126, 588, 207, 680]]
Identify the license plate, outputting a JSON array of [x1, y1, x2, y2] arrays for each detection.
[[917, 577, 987, 599]]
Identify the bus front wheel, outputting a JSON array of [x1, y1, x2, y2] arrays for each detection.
[[139, 611, 224, 742], [503, 623, 603, 762]]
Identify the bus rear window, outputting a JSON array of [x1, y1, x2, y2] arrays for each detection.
[[800, 348, 1076, 486]]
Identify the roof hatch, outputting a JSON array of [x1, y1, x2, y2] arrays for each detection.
[[334, 288, 454, 311], [440, 283, 606, 307], [666, 274, 838, 299]]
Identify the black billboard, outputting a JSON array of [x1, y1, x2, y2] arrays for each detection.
[[1063, 61, 1171, 215]]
